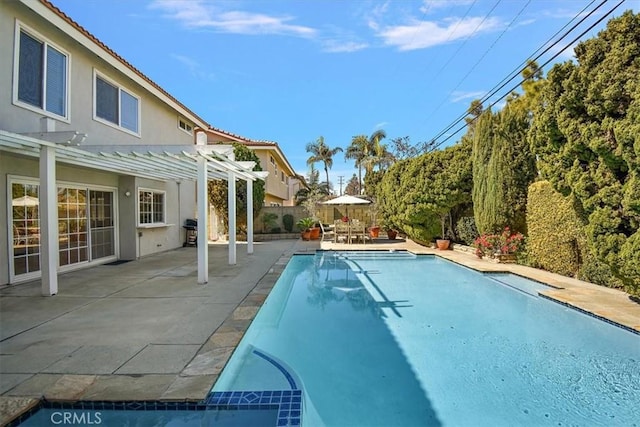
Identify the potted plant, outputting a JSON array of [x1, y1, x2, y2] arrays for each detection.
[[386, 229, 398, 240], [301, 189, 322, 240], [369, 202, 380, 238], [310, 222, 321, 240], [436, 213, 451, 250], [297, 217, 315, 241]]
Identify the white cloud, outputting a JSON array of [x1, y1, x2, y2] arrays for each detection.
[[149, 0, 316, 38], [378, 16, 502, 51], [419, 0, 475, 15], [374, 121, 388, 129], [367, 1, 391, 31], [322, 40, 369, 53], [450, 90, 485, 103], [170, 53, 216, 80]]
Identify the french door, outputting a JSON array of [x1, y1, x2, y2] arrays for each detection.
[[10, 179, 116, 281]]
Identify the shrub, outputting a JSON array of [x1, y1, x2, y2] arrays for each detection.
[[261, 212, 278, 233], [456, 216, 478, 245], [579, 252, 625, 290], [526, 181, 584, 277], [283, 214, 294, 232], [271, 227, 281, 234]]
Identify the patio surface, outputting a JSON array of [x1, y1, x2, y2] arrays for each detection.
[[1, 237, 639, 425]]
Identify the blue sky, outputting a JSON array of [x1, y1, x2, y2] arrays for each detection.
[[54, 0, 639, 193]]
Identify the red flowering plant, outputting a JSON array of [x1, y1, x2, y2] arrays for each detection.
[[473, 227, 523, 258]]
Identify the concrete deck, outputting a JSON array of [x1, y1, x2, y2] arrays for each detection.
[[1, 237, 639, 425]]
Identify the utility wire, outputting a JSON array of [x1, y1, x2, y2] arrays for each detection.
[[426, 0, 614, 147], [429, 0, 627, 150], [426, 0, 531, 123], [429, 0, 499, 85]]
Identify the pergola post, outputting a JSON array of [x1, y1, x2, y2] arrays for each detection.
[[228, 171, 236, 265], [247, 179, 254, 254], [196, 132, 208, 284], [39, 145, 58, 296]]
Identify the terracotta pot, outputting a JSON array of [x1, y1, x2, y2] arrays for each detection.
[[369, 226, 380, 238], [436, 239, 450, 250], [301, 230, 311, 241], [386, 229, 397, 240], [310, 227, 321, 240]]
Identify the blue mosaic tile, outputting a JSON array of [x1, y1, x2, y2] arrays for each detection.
[[11, 389, 304, 426], [203, 389, 304, 426]]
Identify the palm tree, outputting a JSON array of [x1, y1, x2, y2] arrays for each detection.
[[345, 134, 369, 194], [305, 136, 343, 191], [361, 129, 389, 175]]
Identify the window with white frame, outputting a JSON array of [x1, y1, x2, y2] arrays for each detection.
[[94, 71, 140, 134], [138, 189, 165, 225], [14, 25, 69, 119], [178, 117, 193, 134]]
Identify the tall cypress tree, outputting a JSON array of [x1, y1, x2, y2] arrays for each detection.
[[472, 109, 495, 234]]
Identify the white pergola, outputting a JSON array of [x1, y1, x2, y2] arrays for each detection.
[[1, 130, 267, 296]]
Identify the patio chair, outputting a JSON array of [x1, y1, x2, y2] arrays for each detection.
[[13, 224, 26, 247], [319, 222, 335, 242], [334, 221, 350, 244], [350, 222, 367, 244]]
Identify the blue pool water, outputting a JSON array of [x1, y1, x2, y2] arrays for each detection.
[[213, 251, 640, 427]]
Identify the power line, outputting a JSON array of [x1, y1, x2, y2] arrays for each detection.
[[425, 0, 533, 123], [429, 0, 502, 88], [429, 0, 627, 150], [425, 0, 617, 148]]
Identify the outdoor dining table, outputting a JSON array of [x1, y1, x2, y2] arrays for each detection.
[[333, 220, 368, 244]]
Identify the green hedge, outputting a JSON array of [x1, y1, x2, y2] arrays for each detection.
[[526, 181, 585, 277], [527, 181, 627, 292]]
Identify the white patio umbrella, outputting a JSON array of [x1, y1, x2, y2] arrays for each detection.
[[322, 195, 371, 219], [12, 195, 39, 207]]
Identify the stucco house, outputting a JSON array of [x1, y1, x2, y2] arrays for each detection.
[[0, 0, 268, 293], [202, 129, 298, 206]]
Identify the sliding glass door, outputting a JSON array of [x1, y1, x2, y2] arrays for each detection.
[[58, 187, 89, 266], [11, 182, 41, 277], [9, 179, 117, 282], [89, 190, 115, 260]]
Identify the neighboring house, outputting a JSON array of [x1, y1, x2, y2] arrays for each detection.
[[202, 129, 298, 206], [286, 174, 307, 207], [0, 0, 264, 290]]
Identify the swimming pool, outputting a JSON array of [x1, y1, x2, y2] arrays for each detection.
[[213, 251, 640, 426]]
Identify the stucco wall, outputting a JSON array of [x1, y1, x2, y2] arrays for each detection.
[[0, 1, 201, 283], [0, 1, 195, 147]]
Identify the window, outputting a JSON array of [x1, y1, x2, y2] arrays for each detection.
[[281, 171, 285, 183], [14, 26, 68, 119], [270, 156, 275, 167], [178, 118, 193, 134], [94, 72, 140, 134], [138, 189, 165, 225]]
